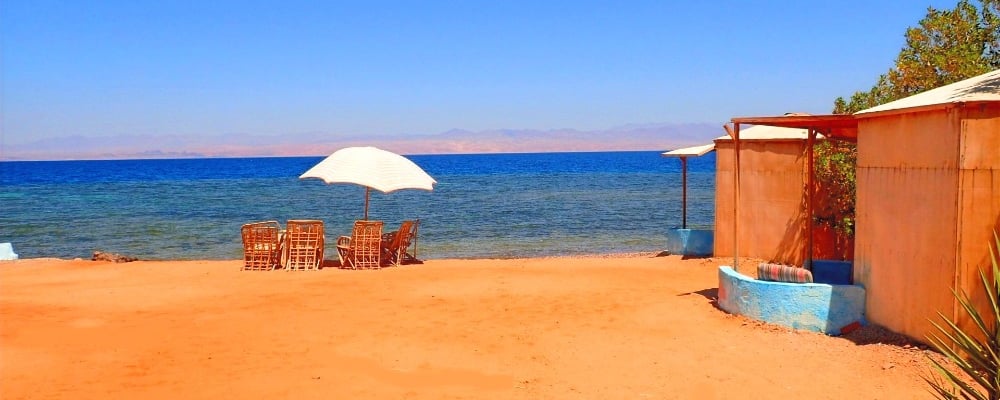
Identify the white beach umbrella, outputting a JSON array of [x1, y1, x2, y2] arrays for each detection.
[[299, 146, 437, 220]]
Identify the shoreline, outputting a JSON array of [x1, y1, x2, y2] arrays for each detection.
[[1, 250, 675, 263]]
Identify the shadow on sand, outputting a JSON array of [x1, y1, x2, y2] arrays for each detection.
[[677, 288, 721, 311]]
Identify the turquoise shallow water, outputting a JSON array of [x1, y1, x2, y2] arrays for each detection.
[[0, 151, 716, 260]]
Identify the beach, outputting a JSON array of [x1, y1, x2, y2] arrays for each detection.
[[1, 255, 937, 399]]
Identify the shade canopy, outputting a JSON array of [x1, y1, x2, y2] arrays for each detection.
[[661, 144, 715, 158], [729, 115, 857, 141], [661, 143, 716, 230], [300, 146, 436, 193]]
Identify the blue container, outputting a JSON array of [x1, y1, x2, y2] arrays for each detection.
[[812, 259, 853, 285], [665, 229, 713, 256], [0, 243, 17, 261]]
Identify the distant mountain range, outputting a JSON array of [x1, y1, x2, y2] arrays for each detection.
[[1, 123, 723, 160]]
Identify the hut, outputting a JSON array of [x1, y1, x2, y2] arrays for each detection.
[[727, 68, 1000, 341], [713, 123, 825, 266], [852, 69, 1000, 340]]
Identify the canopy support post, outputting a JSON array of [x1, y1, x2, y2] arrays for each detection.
[[734, 123, 740, 271], [681, 156, 688, 229], [723, 123, 741, 271], [806, 129, 816, 270]]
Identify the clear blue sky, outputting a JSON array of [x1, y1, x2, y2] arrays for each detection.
[[1, 0, 959, 145]]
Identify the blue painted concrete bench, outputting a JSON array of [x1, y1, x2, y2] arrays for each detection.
[[717, 266, 865, 335]]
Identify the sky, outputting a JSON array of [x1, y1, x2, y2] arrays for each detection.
[[1, 0, 962, 147]]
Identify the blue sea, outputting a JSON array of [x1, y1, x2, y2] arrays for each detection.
[[0, 151, 716, 260]]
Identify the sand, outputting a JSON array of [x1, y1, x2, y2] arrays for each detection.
[[1, 255, 943, 399]]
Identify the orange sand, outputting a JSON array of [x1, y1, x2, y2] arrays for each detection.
[[1, 256, 938, 399]]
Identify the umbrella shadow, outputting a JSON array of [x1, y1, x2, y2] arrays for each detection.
[[677, 288, 721, 310]]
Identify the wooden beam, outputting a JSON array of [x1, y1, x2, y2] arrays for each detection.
[[723, 124, 735, 140]]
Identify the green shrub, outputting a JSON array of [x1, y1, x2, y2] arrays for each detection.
[[813, 140, 856, 238]]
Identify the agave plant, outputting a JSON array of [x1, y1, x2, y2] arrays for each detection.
[[925, 231, 1000, 400]]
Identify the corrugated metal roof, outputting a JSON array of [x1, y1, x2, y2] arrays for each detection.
[[714, 124, 811, 141], [661, 143, 715, 157], [856, 68, 1000, 115]]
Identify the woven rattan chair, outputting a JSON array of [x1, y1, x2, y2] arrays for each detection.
[[336, 220, 383, 269], [241, 221, 282, 271], [282, 220, 325, 271], [381, 219, 421, 267]]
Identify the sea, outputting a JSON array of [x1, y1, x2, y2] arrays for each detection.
[[0, 151, 716, 260]]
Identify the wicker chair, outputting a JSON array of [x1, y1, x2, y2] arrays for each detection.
[[241, 221, 282, 271], [282, 220, 325, 271], [381, 219, 421, 267], [336, 220, 383, 269]]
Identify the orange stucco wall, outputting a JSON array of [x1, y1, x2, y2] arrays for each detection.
[[956, 106, 1000, 339], [714, 140, 809, 265], [855, 104, 1000, 342]]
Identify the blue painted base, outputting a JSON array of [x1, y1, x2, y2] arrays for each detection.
[[665, 229, 713, 256], [813, 259, 852, 285], [718, 266, 866, 335]]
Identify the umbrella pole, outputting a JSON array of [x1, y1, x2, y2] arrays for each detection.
[[681, 156, 688, 229], [364, 187, 370, 220]]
